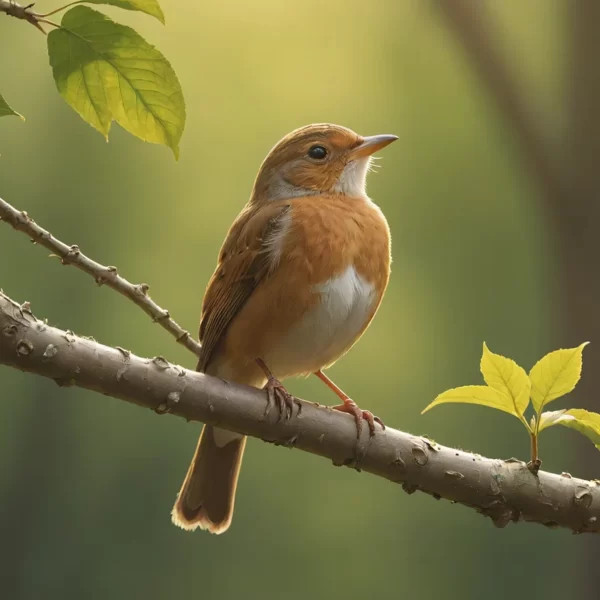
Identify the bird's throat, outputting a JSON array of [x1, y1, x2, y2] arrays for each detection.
[[333, 157, 371, 198]]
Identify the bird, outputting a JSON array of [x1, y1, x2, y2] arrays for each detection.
[[171, 123, 397, 534]]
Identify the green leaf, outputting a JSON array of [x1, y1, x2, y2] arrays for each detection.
[[537, 409, 568, 432], [529, 343, 588, 413], [48, 6, 185, 158], [480, 342, 530, 417], [0, 94, 24, 120], [84, 0, 165, 24], [540, 409, 600, 450], [422, 385, 517, 417]]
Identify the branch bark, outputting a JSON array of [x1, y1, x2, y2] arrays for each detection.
[[1, 290, 599, 535], [0, 0, 47, 33], [0, 197, 201, 357]]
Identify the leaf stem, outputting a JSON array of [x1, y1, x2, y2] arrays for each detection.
[[530, 432, 538, 462], [520, 414, 532, 433], [528, 431, 541, 474], [34, 0, 82, 18], [36, 17, 61, 29]]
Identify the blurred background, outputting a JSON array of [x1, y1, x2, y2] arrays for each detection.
[[2, 0, 599, 598]]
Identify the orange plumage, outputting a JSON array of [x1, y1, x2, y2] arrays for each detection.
[[172, 124, 397, 534]]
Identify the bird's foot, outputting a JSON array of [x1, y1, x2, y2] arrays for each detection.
[[264, 376, 301, 421], [332, 398, 385, 438], [256, 358, 301, 421]]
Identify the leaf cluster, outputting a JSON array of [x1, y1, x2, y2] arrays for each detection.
[[423, 342, 599, 463], [2, 0, 185, 158]]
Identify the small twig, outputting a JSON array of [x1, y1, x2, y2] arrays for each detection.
[[0, 0, 47, 33], [0, 197, 201, 357]]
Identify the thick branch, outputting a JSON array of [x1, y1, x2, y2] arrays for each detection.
[[0, 197, 201, 357], [1, 290, 599, 535]]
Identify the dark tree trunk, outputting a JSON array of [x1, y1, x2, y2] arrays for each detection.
[[437, 1, 600, 592], [565, 0, 600, 593]]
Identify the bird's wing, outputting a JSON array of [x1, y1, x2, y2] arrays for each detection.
[[197, 201, 292, 373]]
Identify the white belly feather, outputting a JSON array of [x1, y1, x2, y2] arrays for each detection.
[[264, 265, 376, 377]]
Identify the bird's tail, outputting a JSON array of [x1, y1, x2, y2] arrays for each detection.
[[171, 424, 246, 534]]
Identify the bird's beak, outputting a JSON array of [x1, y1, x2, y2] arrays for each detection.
[[350, 134, 398, 159]]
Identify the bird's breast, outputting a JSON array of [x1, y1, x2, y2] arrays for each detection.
[[213, 195, 390, 383], [263, 264, 377, 377]]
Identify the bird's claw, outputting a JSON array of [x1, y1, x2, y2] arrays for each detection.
[[332, 400, 385, 438], [264, 376, 301, 422]]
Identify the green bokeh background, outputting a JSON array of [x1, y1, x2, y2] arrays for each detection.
[[1, 1, 592, 598]]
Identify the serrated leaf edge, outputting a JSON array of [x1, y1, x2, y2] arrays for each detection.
[[529, 342, 589, 413], [481, 341, 530, 421], [50, 6, 183, 158]]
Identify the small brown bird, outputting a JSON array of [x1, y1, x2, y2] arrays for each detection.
[[172, 123, 397, 534]]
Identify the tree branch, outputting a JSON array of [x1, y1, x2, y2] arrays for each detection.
[[0, 197, 201, 357], [1, 290, 599, 535], [0, 0, 47, 33]]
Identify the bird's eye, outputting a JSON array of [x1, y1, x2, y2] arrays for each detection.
[[308, 145, 328, 160]]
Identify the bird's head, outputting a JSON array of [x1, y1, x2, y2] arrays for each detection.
[[251, 123, 397, 203]]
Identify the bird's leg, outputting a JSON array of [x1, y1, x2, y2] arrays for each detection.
[[314, 369, 384, 438], [256, 358, 301, 421]]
